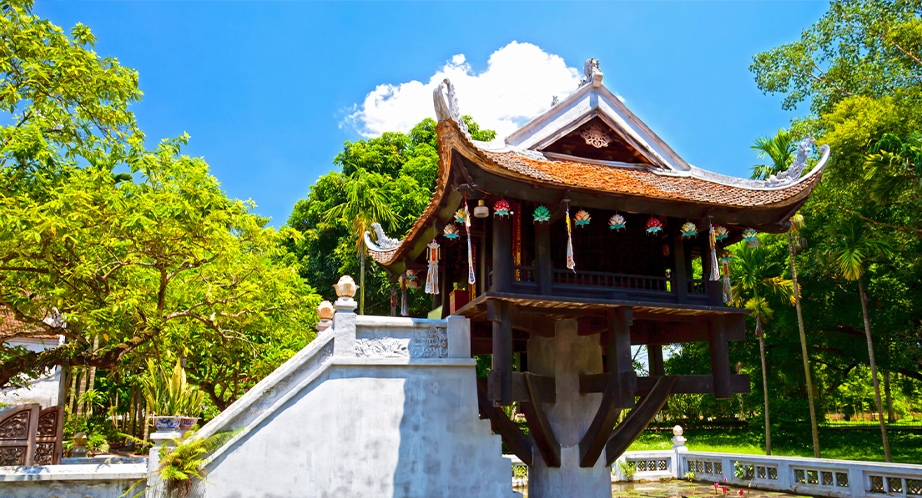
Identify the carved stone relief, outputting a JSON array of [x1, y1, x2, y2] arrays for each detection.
[[355, 327, 447, 359]]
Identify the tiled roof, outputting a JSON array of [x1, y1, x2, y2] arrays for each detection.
[[481, 150, 821, 208], [366, 120, 825, 267]]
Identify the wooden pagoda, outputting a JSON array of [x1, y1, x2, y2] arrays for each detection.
[[365, 60, 829, 492]]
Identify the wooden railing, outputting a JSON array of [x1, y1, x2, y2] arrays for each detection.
[[553, 269, 670, 293]]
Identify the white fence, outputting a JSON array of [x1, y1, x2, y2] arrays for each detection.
[[507, 431, 922, 497]]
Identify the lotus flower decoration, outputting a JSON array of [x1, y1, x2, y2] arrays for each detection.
[[645, 217, 664, 234], [533, 205, 551, 223], [609, 214, 626, 231], [493, 199, 511, 217], [715, 225, 729, 241], [681, 222, 698, 238], [453, 208, 467, 224], [574, 209, 591, 227], [443, 224, 459, 239]]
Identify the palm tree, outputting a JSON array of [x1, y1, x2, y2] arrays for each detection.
[[750, 129, 795, 180], [324, 168, 399, 314], [751, 130, 820, 457], [731, 244, 795, 455], [825, 215, 893, 462]]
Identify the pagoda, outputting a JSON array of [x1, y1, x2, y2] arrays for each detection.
[[365, 60, 829, 497]]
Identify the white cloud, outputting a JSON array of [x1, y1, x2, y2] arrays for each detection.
[[343, 42, 583, 140]]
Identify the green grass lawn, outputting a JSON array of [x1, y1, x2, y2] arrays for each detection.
[[627, 427, 922, 464]]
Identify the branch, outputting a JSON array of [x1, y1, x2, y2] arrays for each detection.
[[837, 206, 922, 235]]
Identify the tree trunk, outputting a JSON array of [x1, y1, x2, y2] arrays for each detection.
[[758, 319, 771, 455], [85, 335, 99, 416], [359, 240, 366, 315], [74, 367, 87, 418], [858, 278, 892, 462], [884, 371, 895, 423], [788, 232, 820, 458]]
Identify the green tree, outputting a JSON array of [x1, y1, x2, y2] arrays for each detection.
[[751, 130, 821, 457], [824, 215, 893, 461], [324, 168, 399, 315], [0, 1, 318, 412], [731, 244, 795, 455]]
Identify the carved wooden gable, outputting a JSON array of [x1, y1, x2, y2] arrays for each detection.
[[541, 116, 653, 165]]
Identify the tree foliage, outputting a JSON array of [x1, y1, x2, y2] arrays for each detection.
[[0, 1, 318, 414]]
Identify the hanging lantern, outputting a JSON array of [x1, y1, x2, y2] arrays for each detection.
[[425, 239, 440, 295], [609, 213, 626, 231], [464, 198, 475, 285], [405, 269, 419, 289], [473, 199, 490, 218], [681, 222, 698, 238], [574, 209, 591, 227], [707, 224, 720, 281], [443, 224, 459, 239], [454, 208, 467, 224], [743, 228, 760, 247], [493, 199, 512, 217], [533, 205, 551, 223], [715, 225, 729, 241], [645, 216, 663, 234]]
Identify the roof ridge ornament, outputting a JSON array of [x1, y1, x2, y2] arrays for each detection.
[[764, 137, 830, 187], [579, 58, 603, 88], [433, 79, 469, 138], [364, 222, 401, 252]]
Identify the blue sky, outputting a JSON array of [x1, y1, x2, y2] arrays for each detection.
[[36, 1, 829, 227]]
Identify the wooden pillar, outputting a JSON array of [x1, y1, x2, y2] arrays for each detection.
[[648, 344, 665, 376], [489, 300, 513, 406], [672, 236, 689, 303], [708, 315, 732, 399], [535, 223, 552, 295], [607, 307, 636, 408], [493, 214, 512, 293]]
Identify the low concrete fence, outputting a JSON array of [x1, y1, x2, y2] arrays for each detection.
[[0, 460, 147, 498], [508, 428, 922, 498]]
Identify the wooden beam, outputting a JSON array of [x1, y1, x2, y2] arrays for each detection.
[[535, 223, 553, 295], [581, 374, 750, 396], [578, 383, 622, 467], [709, 315, 732, 399], [605, 376, 678, 466], [672, 235, 689, 304], [476, 378, 534, 465], [492, 214, 512, 292], [489, 300, 513, 406], [521, 372, 561, 467], [510, 372, 556, 403], [608, 308, 636, 408], [578, 315, 607, 336], [628, 315, 745, 345], [648, 344, 665, 376]]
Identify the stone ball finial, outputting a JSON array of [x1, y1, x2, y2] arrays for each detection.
[[673, 425, 684, 437], [317, 300, 335, 320], [333, 276, 358, 298]]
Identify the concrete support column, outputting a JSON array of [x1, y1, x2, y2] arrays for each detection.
[[527, 319, 611, 498]]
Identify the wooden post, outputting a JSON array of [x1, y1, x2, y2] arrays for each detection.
[[535, 223, 552, 295], [708, 315, 732, 399], [489, 300, 513, 406], [608, 308, 635, 408], [648, 344, 665, 376], [493, 214, 512, 293], [672, 236, 689, 303]]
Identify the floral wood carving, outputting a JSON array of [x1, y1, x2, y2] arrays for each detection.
[[37, 411, 58, 437], [580, 124, 611, 148], [0, 411, 30, 440], [0, 446, 26, 466], [34, 442, 55, 465]]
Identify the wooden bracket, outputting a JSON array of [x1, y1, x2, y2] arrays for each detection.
[[521, 372, 561, 467], [477, 378, 534, 465], [578, 382, 622, 467], [605, 376, 678, 466]]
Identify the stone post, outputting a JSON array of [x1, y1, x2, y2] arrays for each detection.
[[446, 315, 471, 358], [671, 425, 687, 478], [527, 319, 610, 498], [147, 428, 182, 495], [331, 276, 358, 358]]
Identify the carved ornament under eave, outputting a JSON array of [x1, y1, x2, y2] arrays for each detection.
[[580, 124, 611, 149]]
